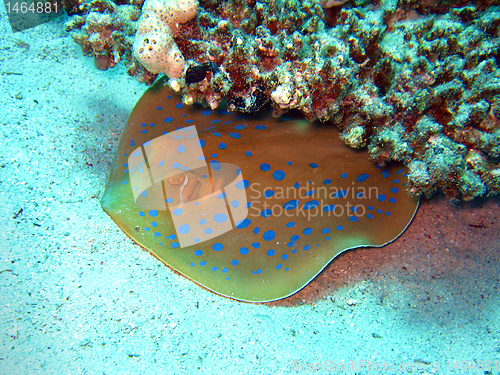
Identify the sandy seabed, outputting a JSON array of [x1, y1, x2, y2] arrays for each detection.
[[1, 7, 499, 375]]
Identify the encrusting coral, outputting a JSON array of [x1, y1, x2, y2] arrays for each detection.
[[65, 0, 500, 202], [132, 0, 198, 78]]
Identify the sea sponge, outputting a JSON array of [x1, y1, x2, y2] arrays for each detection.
[[133, 0, 198, 78]]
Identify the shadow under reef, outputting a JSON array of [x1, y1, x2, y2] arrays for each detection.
[[269, 195, 500, 310]]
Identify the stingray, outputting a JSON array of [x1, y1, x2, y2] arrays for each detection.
[[101, 78, 419, 302]]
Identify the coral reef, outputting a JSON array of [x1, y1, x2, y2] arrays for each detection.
[[64, 0, 141, 72], [133, 0, 198, 78], [65, 0, 500, 201]]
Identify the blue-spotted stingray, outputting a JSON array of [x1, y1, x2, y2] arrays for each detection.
[[101, 78, 419, 302]]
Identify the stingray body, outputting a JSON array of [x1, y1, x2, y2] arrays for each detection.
[[102, 78, 419, 302]]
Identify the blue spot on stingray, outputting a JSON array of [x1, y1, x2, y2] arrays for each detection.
[[194, 250, 203, 256], [212, 267, 218, 272], [283, 200, 300, 210], [235, 179, 250, 190], [287, 161, 293, 165], [263, 230, 276, 241], [239, 247, 249, 255], [175, 103, 184, 109], [178, 224, 190, 234], [200, 261, 207, 266], [209, 160, 221, 172], [231, 200, 240, 208], [377, 194, 387, 202], [171, 242, 179, 248], [340, 172, 348, 178], [303, 245, 310, 251], [213, 243, 223, 251], [219, 142, 227, 150], [264, 189, 275, 198], [286, 221, 295, 228], [367, 213, 374, 219], [381, 169, 390, 178], [348, 216, 358, 222], [234, 124, 246, 130], [390, 197, 397, 203], [245, 151, 252, 156], [204, 228, 213, 234], [253, 227, 260, 234], [202, 110, 212, 116], [229, 132, 241, 139], [197, 139, 206, 148], [211, 132, 221, 137], [333, 190, 348, 198], [276, 264, 282, 270], [154, 232, 161, 237], [140, 190, 148, 198], [309, 163, 318, 168], [164, 116, 173, 123], [303, 228, 313, 235], [272, 170, 286, 181], [294, 182, 300, 189], [252, 242, 261, 249], [282, 254, 288, 260], [323, 179, 332, 185], [267, 249, 275, 257], [235, 218, 251, 229], [260, 163, 271, 171], [356, 173, 369, 183], [214, 213, 228, 223], [177, 145, 186, 153], [291, 235, 299, 242], [172, 162, 181, 169], [322, 228, 331, 234], [260, 209, 272, 218], [391, 187, 399, 193], [255, 125, 267, 130], [303, 200, 319, 210], [336, 225, 343, 230], [231, 259, 239, 266], [149, 210, 158, 217]]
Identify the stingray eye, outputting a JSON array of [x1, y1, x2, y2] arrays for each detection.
[[166, 174, 186, 187]]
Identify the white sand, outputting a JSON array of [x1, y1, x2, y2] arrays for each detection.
[[1, 6, 499, 374]]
